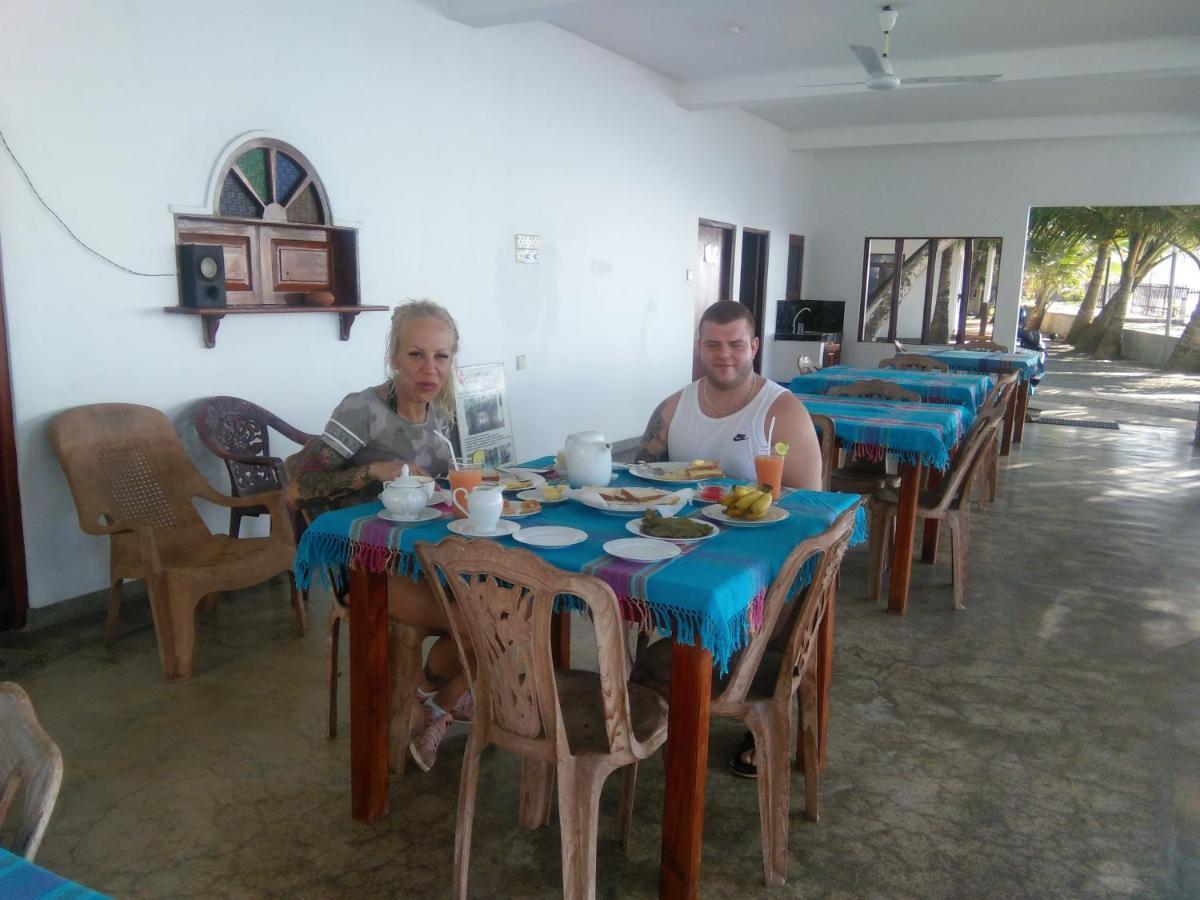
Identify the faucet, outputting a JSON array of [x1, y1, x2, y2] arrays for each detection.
[[791, 307, 813, 334]]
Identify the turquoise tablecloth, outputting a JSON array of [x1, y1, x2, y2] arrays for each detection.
[[926, 348, 1043, 383], [799, 395, 968, 471], [789, 365, 993, 410], [295, 458, 866, 673], [0, 849, 107, 899]]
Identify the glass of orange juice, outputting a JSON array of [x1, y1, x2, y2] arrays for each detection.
[[448, 459, 483, 518], [754, 453, 785, 501]]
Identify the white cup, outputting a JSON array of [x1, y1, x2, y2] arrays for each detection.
[[453, 483, 503, 534], [414, 475, 435, 500]]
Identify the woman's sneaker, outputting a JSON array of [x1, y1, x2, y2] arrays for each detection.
[[409, 706, 451, 772]]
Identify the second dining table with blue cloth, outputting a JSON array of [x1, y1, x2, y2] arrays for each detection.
[[796, 394, 969, 616], [294, 459, 866, 898], [926, 348, 1045, 449], [789, 365, 993, 413]]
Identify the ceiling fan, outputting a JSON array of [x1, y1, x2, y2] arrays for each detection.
[[798, 5, 1002, 92]]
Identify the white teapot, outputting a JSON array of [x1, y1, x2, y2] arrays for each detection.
[[564, 430, 612, 488], [380, 465, 429, 520]]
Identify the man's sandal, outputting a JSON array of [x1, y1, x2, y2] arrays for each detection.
[[727, 730, 757, 779]]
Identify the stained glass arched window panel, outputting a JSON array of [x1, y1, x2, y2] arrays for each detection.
[[214, 140, 330, 224]]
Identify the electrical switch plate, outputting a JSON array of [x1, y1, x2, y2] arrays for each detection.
[[516, 249, 540, 264], [515, 234, 542, 264], [686, 269, 695, 281], [516, 354, 527, 370]]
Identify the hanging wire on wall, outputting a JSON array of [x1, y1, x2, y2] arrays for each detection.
[[0, 126, 174, 277]]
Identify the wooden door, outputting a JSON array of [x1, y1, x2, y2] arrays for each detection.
[[693, 220, 734, 380], [739, 227, 770, 373], [0, 238, 28, 630]]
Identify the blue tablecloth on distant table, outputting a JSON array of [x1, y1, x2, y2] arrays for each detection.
[[789, 365, 993, 411], [0, 849, 107, 899], [295, 457, 866, 673], [798, 395, 969, 471], [926, 348, 1043, 383]]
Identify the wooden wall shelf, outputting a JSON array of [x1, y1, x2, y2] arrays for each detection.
[[165, 305, 388, 349]]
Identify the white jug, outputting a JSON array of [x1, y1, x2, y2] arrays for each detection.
[[453, 483, 503, 534], [564, 430, 613, 488]]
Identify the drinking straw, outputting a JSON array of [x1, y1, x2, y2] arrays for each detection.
[[766, 415, 777, 450], [436, 432, 459, 469]]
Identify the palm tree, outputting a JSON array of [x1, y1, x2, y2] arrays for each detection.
[[1063, 207, 1122, 344], [1164, 210, 1200, 371], [1022, 208, 1093, 332]]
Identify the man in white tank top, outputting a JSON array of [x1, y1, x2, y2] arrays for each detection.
[[638, 301, 822, 490]]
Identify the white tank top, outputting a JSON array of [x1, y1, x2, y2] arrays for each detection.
[[668, 378, 787, 482]]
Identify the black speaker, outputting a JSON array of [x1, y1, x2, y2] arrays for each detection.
[[178, 244, 227, 308]]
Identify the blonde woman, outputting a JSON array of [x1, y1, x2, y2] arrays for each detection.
[[286, 300, 470, 771]]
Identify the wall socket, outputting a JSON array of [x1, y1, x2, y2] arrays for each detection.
[[515, 234, 541, 264]]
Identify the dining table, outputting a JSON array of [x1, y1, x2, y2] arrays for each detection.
[[0, 848, 107, 898], [794, 395, 970, 615], [789, 365, 993, 413], [294, 460, 866, 899], [925, 348, 1044, 453]]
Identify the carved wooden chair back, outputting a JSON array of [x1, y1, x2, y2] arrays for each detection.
[[979, 372, 1019, 421], [924, 422, 994, 517], [826, 379, 920, 403], [879, 353, 949, 372], [48, 404, 301, 679], [962, 339, 1009, 352], [808, 414, 836, 491], [195, 396, 316, 538], [0, 683, 63, 861]]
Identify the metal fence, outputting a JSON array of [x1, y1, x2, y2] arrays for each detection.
[[1106, 282, 1200, 321]]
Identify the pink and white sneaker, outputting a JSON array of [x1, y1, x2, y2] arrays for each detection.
[[409, 706, 451, 772], [449, 690, 475, 725]]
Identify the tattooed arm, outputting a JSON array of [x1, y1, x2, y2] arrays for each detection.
[[283, 439, 413, 512], [636, 392, 681, 463]]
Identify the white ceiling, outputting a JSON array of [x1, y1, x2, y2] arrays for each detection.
[[434, 0, 1200, 148]]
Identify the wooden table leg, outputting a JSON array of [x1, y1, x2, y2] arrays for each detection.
[[350, 567, 390, 823], [921, 468, 943, 564], [887, 461, 922, 616], [1000, 381, 1018, 456], [660, 639, 713, 900], [816, 596, 835, 770], [1012, 382, 1030, 444], [551, 610, 570, 669]]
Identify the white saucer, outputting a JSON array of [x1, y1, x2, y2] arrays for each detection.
[[513, 526, 588, 549], [447, 518, 522, 539], [378, 507, 443, 524], [602, 537, 681, 562]]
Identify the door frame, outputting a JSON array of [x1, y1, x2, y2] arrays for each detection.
[[0, 237, 28, 630], [694, 219, 736, 380], [739, 227, 770, 373]]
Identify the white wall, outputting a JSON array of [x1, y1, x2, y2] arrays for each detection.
[[0, 0, 812, 607], [804, 133, 1200, 365]]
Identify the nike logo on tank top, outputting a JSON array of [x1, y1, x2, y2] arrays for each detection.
[[667, 379, 787, 482]]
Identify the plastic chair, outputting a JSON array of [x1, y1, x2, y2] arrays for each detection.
[[826, 379, 920, 403], [961, 339, 1009, 352], [415, 537, 668, 900], [878, 353, 949, 372], [0, 683, 63, 861], [49, 403, 304, 680], [824, 380, 921, 494], [194, 396, 315, 539], [809, 413, 836, 491], [631, 504, 861, 886], [973, 372, 1019, 507]]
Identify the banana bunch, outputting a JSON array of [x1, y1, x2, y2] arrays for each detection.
[[719, 484, 774, 520]]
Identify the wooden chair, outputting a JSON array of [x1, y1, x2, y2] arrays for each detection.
[[962, 339, 1009, 352], [824, 380, 920, 494], [0, 683, 63, 861], [194, 396, 315, 539], [49, 403, 305, 680], [972, 372, 1020, 507], [630, 504, 861, 886], [879, 353, 949, 372], [415, 537, 668, 900], [866, 422, 994, 609], [809, 413, 836, 491]]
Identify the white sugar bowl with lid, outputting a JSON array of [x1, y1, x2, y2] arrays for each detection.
[[380, 465, 430, 520], [564, 430, 613, 488]]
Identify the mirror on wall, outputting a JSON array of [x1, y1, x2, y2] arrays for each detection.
[[859, 237, 1002, 343]]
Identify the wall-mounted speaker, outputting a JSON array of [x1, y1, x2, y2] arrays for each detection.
[[178, 244, 227, 308]]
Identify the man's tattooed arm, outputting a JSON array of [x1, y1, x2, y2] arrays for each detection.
[[637, 398, 671, 462], [284, 440, 378, 511]]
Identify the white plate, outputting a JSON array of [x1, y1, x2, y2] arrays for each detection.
[[517, 488, 569, 504], [700, 503, 790, 527], [512, 526, 588, 549], [507, 463, 556, 475], [625, 517, 718, 543], [572, 487, 686, 515], [446, 518, 522, 539], [603, 538, 681, 562], [485, 468, 547, 493], [501, 500, 543, 519], [628, 462, 720, 484], [378, 507, 444, 524]]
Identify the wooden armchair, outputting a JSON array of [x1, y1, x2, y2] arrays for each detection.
[[415, 538, 668, 900], [824, 380, 920, 494], [49, 403, 305, 680], [975, 372, 1020, 507], [879, 353, 949, 372], [631, 504, 861, 886], [0, 683, 62, 861], [194, 396, 315, 539], [867, 421, 994, 609], [962, 339, 1009, 352], [826, 379, 920, 403]]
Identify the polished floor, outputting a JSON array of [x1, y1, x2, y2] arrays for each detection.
[[4, 385, 1198, 897]]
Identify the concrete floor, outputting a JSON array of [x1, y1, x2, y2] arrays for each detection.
[[3, 376, 1198, 897]]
